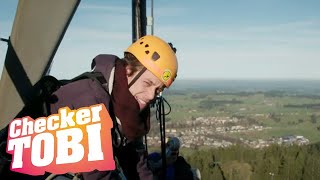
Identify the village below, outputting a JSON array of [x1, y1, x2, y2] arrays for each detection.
[[148, 116, 310, 149], [146, 80, 320, 179], [148, 80, 320, 149]]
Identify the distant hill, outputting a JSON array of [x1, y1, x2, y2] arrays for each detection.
[[169, 79, 320, 94]]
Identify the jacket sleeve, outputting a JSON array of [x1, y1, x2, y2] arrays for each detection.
[[50, 79, 116, 179], [50, 79, 110, 113], [135, 138, 154, 180], [174, 156, 194, 180]]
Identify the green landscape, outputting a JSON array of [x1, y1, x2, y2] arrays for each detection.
[[148, 79, 320, 179], [165, 79, 320, 142]]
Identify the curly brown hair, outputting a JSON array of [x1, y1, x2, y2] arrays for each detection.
[[122, 52, 144, 75]]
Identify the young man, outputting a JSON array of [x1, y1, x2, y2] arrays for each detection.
[[0, 35, 177, 180], [49, 35, 178, 179]]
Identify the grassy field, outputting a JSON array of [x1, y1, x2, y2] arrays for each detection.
[[159, 87, 320, 143]]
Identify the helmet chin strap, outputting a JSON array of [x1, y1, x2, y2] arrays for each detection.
[[128, 67, 147, 88]]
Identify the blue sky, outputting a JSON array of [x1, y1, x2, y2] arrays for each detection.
[[1, 0, 320, 80]]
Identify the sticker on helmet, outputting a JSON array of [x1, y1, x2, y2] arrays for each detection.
[[162, 70, 171, 82]]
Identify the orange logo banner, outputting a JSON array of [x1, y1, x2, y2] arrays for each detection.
[[6, 104, 115, 175]]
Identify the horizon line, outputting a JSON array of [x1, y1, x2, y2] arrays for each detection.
[[176, 78, 320, 81]]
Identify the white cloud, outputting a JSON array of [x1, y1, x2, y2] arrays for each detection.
[[79, 3, 130, 14], [154, 19, 320, 54], [244, 19, 320, 33], [175, 45, 320, 79], [2, 1, 320, 80], [64, 28, 131, 41], [154, 6, 189, 17]]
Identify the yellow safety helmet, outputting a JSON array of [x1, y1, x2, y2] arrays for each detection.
[[125, 35, 178, 87]]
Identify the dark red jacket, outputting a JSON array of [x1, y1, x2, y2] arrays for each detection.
[[50, 54, 153, 180]]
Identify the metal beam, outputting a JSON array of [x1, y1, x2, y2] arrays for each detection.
[[132, 0, 147, 42]]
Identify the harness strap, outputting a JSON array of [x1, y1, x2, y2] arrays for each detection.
[[128, 67, 147, 88], [114, 156, 127, 180]]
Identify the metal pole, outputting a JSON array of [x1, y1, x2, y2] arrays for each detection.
[[132, 0, 147, 43], [151, 0, 154, 35], [132, 0, 137, 43], [140, 0, 147, 37]]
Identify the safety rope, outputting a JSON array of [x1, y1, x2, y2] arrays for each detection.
[[154, 94, 172, 179]]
